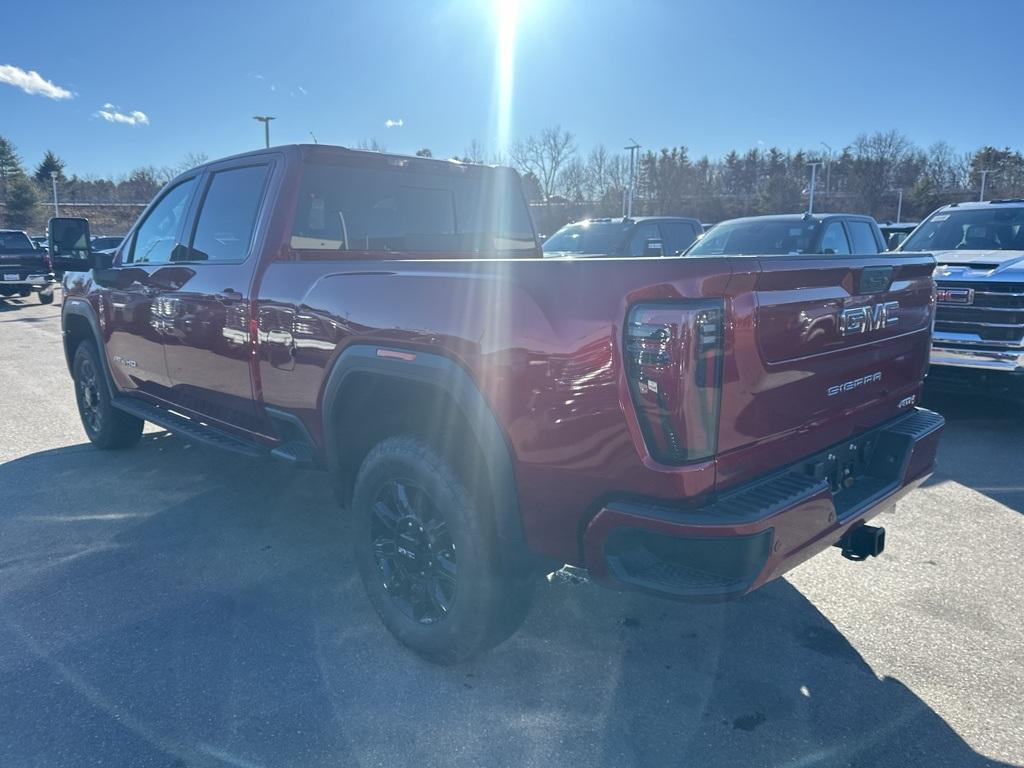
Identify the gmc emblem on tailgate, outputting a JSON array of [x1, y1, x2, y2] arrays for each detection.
[[838, 301, 899, 336], [936, 287, 974, 304]]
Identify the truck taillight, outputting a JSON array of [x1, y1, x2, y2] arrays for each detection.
[[43, 251, 54, 273], [624, 301, 724, 464]]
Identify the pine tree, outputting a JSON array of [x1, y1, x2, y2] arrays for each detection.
[[5, 176, 39, 230], [34, 150, 66, 183]]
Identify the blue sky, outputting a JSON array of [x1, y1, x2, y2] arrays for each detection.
[[2, 0, 1022, 178]]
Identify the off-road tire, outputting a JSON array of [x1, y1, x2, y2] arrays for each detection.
[[351, 435, 533, 663], [72, 342, 144, 449]]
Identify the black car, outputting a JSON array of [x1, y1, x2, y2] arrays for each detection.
[[878, 221, 918, 250], [90, 235, 124, 252], [542, 216, 703, 258], [687, 213, 886, 256]]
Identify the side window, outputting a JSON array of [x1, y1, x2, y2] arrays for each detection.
[[627, 222, 663, 256], [848, 220, 882, 253], [188, 164, 271, 262], [660, 221, 699, 256], [128, 177, 197, 264], [819, 221, 851, 255]]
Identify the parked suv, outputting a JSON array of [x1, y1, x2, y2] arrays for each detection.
[[542, 216, 703, 258], [688, 213, 886, 256], [61, 145, 942, 662], [900, 200, 1024, 397]]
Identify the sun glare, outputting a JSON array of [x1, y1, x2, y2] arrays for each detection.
[[494, 0, 524, 160]]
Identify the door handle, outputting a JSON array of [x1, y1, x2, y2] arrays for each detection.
[[265, 329, 294, 346], [215, 288, 244, 303]]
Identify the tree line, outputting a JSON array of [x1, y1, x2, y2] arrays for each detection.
[[505, 127, 1024, 235], [0, 136, 206, 232], [3, 129, 1023, 235]]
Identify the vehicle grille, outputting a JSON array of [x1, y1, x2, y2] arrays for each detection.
[[934, 281, 1024, 346]]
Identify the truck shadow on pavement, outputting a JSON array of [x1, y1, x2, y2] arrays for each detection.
[[0, 433, 1012, 767], [922, 389, 1024, 514]]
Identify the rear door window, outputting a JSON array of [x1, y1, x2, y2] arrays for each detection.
[[820, 221, 852, 255], [188, 164, 271, 262], [847, 220, 881, 253]]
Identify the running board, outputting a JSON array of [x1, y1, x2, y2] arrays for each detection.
[[111, 397, 269, 460]]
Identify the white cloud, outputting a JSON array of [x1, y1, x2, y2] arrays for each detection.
[[0, 64, 73, 99], [384, 118, 404, 128], [297, 86, 307, 95], [96, 103, 149, 126]]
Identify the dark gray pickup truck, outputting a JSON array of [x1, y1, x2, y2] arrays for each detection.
[[0, 229, 56, 304]]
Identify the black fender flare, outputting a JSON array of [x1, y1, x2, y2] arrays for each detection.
[[321, 345, 525, 546], [61, 298, 116, 396]]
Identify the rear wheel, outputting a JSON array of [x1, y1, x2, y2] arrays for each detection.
[[351, 436, 533, 663], [72, 342, 144, 449], [18, 287, 31, 298], [38, 290, 54, 305]]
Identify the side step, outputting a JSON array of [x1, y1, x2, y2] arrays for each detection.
[[111, 396, 269, 460]]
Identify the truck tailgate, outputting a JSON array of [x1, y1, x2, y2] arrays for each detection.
[[715, 254, 935, 490]]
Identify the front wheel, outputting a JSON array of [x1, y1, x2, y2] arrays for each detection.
[[351, 436, 533, 663], [38, 290, 54, 305], [72, 342, 144, 449]]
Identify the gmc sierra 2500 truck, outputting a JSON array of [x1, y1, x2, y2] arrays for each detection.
[[59, 145, 943, 662]]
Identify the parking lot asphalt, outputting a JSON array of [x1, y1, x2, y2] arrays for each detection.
[[0, 293, 1021, 768]]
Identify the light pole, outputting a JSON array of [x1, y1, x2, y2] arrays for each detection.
[[806, 161, 823, 214], [979, 169, 995, 202], [253, 116, 276, 149], [50, 171, 59, 217], [624, 140, 640, 218], [893, 188, 903, 223], [820, 142, 832, 197]]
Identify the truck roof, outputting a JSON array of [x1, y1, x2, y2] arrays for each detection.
[[940, 199, 1024, 210], [719, 213, 876, 225], [185, 144, 500, 175]]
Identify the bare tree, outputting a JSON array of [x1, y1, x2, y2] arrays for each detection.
[[357, 139, 386, 152], [511, 126, 577, 201]]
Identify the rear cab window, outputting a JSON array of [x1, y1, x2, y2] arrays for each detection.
[[290, 159, 535, 256], [0, 231, 33, 252]]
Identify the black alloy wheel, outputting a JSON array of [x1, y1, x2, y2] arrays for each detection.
[[370, 477, 457, 624]]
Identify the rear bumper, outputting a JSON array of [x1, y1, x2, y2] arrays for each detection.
[[0, 274, 56, 290], [583, 408, 944, 600]]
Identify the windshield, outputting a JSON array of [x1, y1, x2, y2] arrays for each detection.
[[542, 221, 632, 256], [902, 206, 1024, 251], [0, 231, 34, 253], [688, 219, 819, 255]]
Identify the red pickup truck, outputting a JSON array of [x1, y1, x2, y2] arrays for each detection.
[[60, 145, 943, 661]]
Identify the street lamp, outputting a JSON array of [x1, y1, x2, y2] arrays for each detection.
[[820, 142, 832, 197], [624, 140, 640, 218], [806, 161, 823, 214], [50, 171, 59, 217], [253, 116, 276, 149], [892, 188, 903, 223], [979, 169, 996, 202]]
